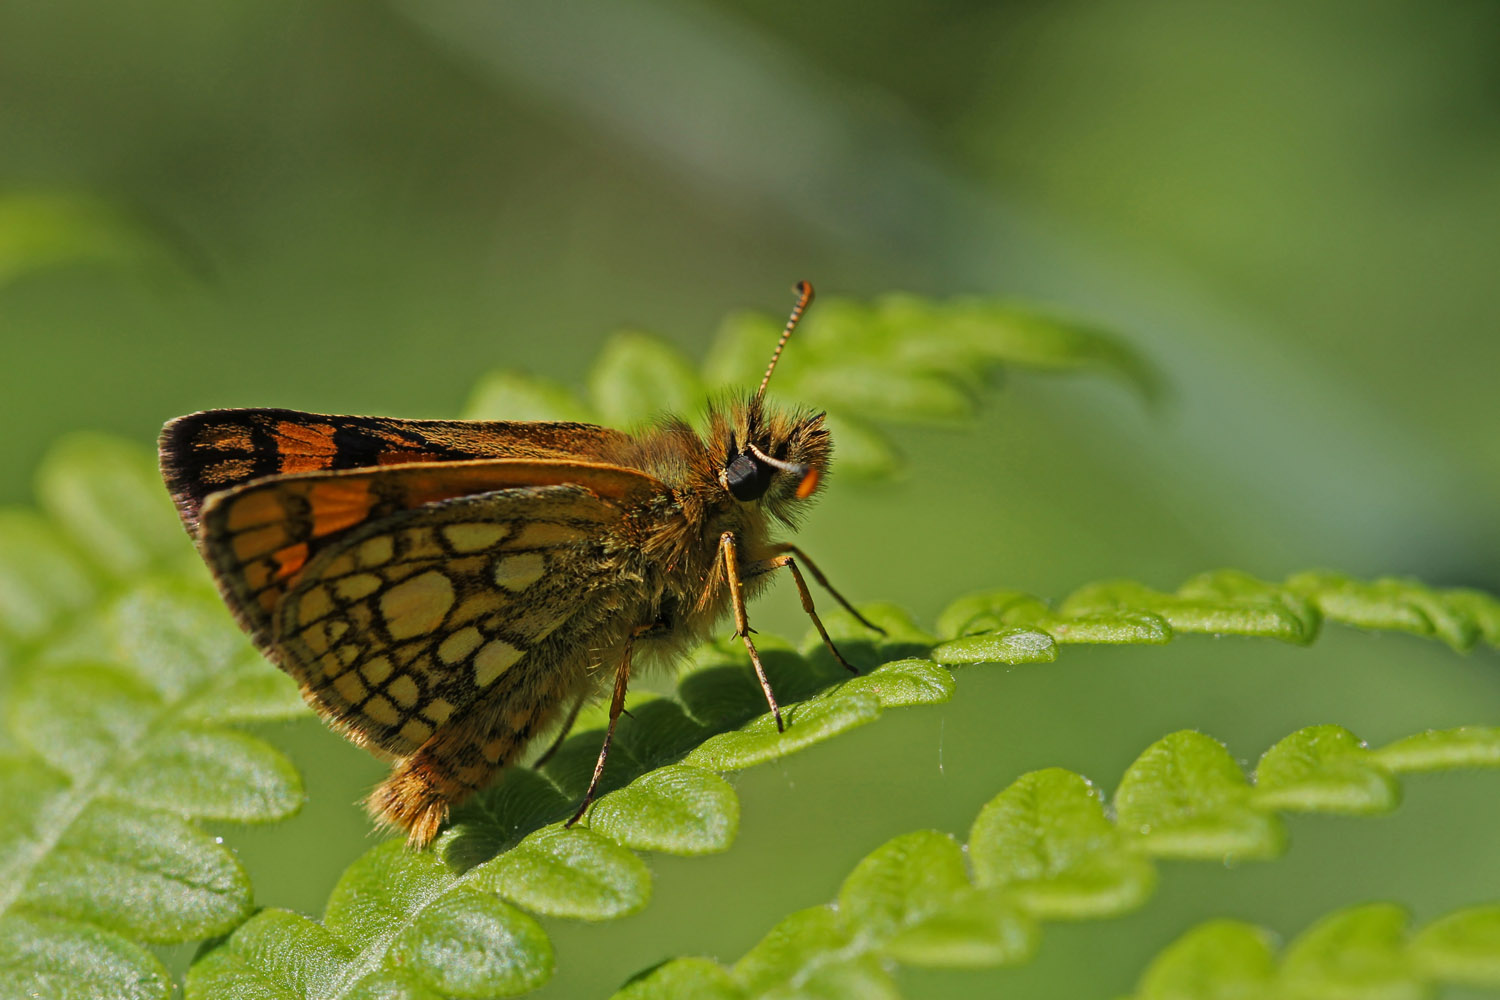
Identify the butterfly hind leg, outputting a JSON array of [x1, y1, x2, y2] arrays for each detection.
[[761, 542, 886, 637], [565, 625, 648, 827], [532, 694, 584, 768]]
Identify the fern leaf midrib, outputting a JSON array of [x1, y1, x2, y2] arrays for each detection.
[[323, 850, 521, 998], [0, 569, 134, 919], [0, 666, 215, 924]]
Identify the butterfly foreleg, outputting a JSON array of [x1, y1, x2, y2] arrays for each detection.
[[566, 625, 649, 827], [743, 551, 860, 676], [719, 531, 785, 732]]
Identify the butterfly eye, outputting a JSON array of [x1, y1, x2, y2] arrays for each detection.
[[724, 452, 773, 502]]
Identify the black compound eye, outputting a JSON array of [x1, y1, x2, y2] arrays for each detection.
[[724, 452, 773, 501]]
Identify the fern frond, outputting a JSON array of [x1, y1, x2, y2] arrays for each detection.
[[1128, 902, 1500, 998], [0, 436, 307, 1000], [464, 292, 1158, 477], [185, 574, 1497, 999], [610, 723, 1500, 998], [931, 567, 1500, 663]]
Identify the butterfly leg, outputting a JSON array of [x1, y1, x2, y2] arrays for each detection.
[[762, 543, 886, 636], [720, 531, 786, 732], [714, 530, 786, 734], [566, 627, 645, 827], [532, 694, 584, 768], [744, 553, 861, 675]]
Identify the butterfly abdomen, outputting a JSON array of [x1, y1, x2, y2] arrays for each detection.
[[365, 653, 584, 847]]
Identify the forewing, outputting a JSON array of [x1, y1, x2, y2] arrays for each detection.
[[160, 408, 629, 530], [264, 484, 636, 756]]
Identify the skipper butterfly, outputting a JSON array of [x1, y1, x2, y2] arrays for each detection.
[[159, 282, 878, 847]]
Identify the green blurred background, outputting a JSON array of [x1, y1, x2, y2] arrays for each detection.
[[3, 1, 1498, 996]]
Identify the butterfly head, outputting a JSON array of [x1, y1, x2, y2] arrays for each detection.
[[711, 280, 829, 522]]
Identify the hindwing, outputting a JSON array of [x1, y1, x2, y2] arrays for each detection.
[[194, 458, 657, 640], [186, 455, 668, 756], [268, 484, 635, 757]]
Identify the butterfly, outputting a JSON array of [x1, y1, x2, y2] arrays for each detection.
[[159, 281, 879, 847]]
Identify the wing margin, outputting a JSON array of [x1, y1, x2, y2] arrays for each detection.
[[159, 408, 630, 530]]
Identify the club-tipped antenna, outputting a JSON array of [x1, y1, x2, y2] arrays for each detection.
[[755, 280, 814, 402]]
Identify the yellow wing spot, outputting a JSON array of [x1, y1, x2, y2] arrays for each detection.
[[365, 695, 400, 726], [302, 623, 331, 656], [480, 737, 507, 764], [334, 644, 361, 667], [321, 552, 357, 578], [423, 698, 455, 724], [473, 639, 523, 687], [299, 619, 347, 656], [442, 523, 510, 552], [400, 719, 434, 746], [335, 573, 382, 601], [232, 523, 290, 562], [332, 670, 368, 705], [225, 491, 284, 532], [360, 656, 394, 685], [437, 626, 484, 665], [451, 592, 506, 626], [296, 586, 334, 627], [387, 674, 420, 709], [379, 570, 455, 639], [510, 522, 585, 549], [244, 561, 272, 593], [357, 535, 394, 568], [492, 552, 547, 592]]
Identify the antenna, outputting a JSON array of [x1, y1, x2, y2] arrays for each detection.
[[755, 280, 814, 402]]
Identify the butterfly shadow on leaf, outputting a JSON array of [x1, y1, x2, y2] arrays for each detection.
[[437, 614, 929, 875]]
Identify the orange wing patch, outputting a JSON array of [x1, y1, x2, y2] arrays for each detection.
[[160, 408, 635, 531], [270, 419, 339, 473]]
